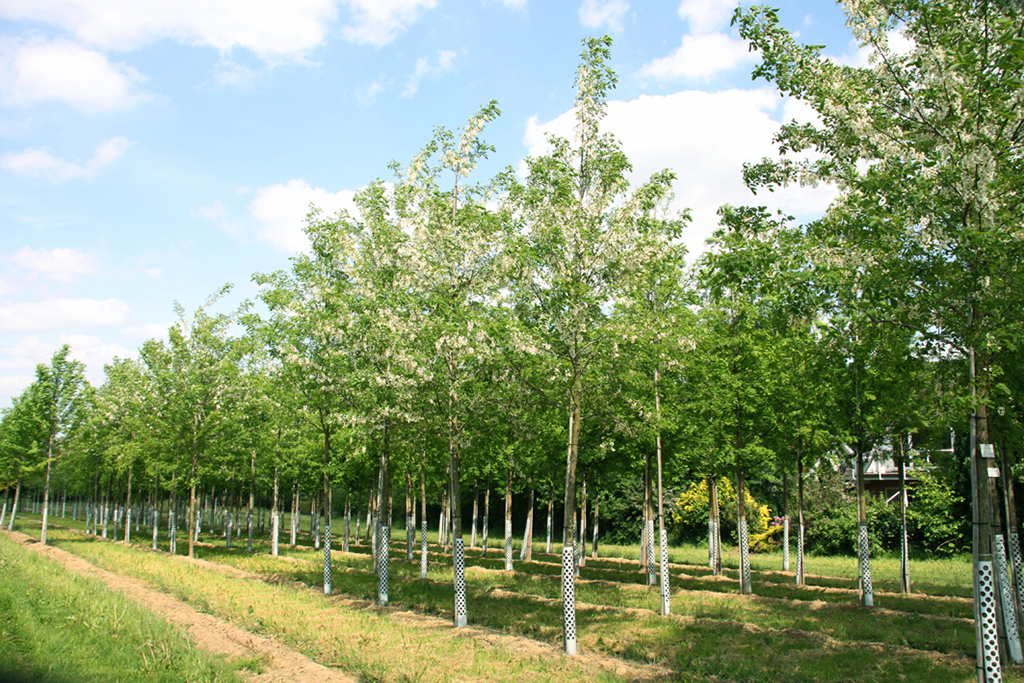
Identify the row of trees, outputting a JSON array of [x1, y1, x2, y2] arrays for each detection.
[[3, 1, 1024, 672]]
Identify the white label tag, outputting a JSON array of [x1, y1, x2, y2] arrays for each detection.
[[989, 467, 1001, 478], [981, 444, 995, 459]]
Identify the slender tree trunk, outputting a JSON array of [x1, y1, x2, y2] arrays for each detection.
[[709, 476, 721, 576], [272, 464, 280, 557], [547, 488, 554, 554], [291, 480, 298, 546], [471, 479, 479, 548], [406, 470, 414, 560], [248, 450, 256, 553], [782, 471, 790, 572], [578, 478, 586, 569], [521, 483, 534, 562], [898, 438, 910, 594], [41, 433, 55, 545], [322, 424, 332, 596], [447, 403, 466, 626], [797, 449, 805, 587], [561, 390, 582, 656], [504, 466, 514, 571], [737, 456, 751, 595], [644, 453, 655, 585], [481, 487, 490, 559], [377, 419, 392, 607], [655, 366, 669, 615], [344, 492, 351, 553], [188, 439, 199, 559], [420, 447, 428, 579], [592, 493, 600, 559], [855, 437, 873, 607], [124, 463, 133, 545], [1001, 436, 1024, 617]]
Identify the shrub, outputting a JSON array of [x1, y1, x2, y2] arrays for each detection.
[[668, 477, 769, 546]]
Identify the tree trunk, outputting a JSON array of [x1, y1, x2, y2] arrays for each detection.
[[420, 447, 428, 578], [898, 438, 910, 594], [855, 438, 873, 607], [709, 476, 721, 575], [737, 458, 751, 595], [272, 464, 280, 557], [124, 463, 133, 545], [471, 479, 479, 548], [1001, 436, 1024, 617], [322, 424, 332, 596], [644, 453, 655, 585], [481, 487, 490, 559], [546, 488, 554, 554], [561, 388, 582, 656], [291, 480, 299, 546], [578, 478, 586, 568], [447, 402, 466, 626], [504, 466, 514, 571], [377, 419, 392, 607], [797, 448, 806, 587], [406, 470, 414, 560], [592, 493, 599, 559], [248, 450, 256, 553], [521, 483, 534, 562], [344, 492, 351, 553], [655, 366, 669, 615], [782, 471, 790, 572], [41, 432, 54, 546]]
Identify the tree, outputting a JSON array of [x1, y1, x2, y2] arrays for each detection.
[[505, 35, 680, 654], [736, 0, 1024, 673], [35, 345, 88, 546]]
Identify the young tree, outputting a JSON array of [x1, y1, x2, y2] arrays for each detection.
[[35, 345, 88, 546], [505, 35, 680, 654]]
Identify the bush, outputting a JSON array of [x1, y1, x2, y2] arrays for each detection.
[[908, 468, 968, 555], [668, 477, 770, 546]]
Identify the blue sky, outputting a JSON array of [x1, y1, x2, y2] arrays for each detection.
[[0, 0, 865, 407]]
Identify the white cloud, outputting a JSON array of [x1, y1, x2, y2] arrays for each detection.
[[496, 0, 527, 9], [251, 179, 359, 253], [677, 0, 735, 34], [0, 0, 339, 59], [0, 38, 147, 111], [578, 0, 629, 32], [340, 0, 439, 48], [522, 89, 839, 259], [10, 247, 98, 282], [61, 333, 130, 386], [0, 298, 131, 332], [641, 32, 754, 80], [1, 136, 131, 182], [403, 49, 456, 98]]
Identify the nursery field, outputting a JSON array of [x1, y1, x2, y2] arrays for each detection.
[[2, 512, 1016, 683]]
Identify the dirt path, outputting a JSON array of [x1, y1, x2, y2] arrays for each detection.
[[4, 529, 355, 683]]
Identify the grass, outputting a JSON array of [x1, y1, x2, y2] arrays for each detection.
[[8, 511, 1014, 683], [0, 532, 244, 683]]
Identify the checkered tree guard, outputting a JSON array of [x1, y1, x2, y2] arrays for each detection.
[[659, 528, 670, 615], [504, 520, 513, 571], [796, 523, 804, 585], [739, 518, 751, 594], [996, 535, 1023, 663], [1012, 532, 1024, 614], [858, 522, 873, 606], [454, 537, 467, 627], [378, 526, 390, 606], [708, 518, 717, 569], [323, 520, 332, 596], [152, 508, 158, 549], [407, 515, 414, 560], [562, 546, 577, 656], [978, 560, 1003, 683], [421, 521, 429, 579], [783, 517, 790, 571], [646, 520, 656, 586]]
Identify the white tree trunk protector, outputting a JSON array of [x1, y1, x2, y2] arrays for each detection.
[[504, 520, 513, 571], [659, 528, 670, 615], [783, 517, 790, 571], [739, 518, 751, 594], [646, 519, 656, 586], [978, 560, 1003, 683], [796, 522, 804, 586], [1011, 532, 1024, 615], [996, 535, 1023, 663], [152, 508, 158, 550], [454, 537, 467, 627], [708, 518, 716, 570], [420, 521, 429, 579], [378, 526, 390, 606], [858, 522, 873, 607], [561, 546, 577, 656], [322, 519, 332, 596]]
